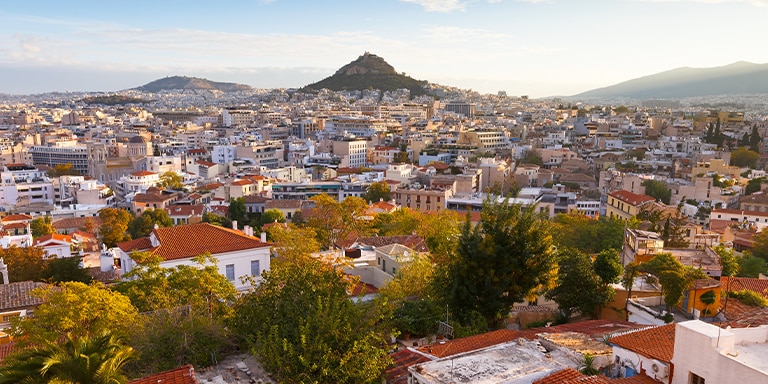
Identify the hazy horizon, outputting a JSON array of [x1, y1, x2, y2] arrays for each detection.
[[2, 0, 767, 97]]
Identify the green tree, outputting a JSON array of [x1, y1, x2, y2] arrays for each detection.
[[433, 200, 556, 326], [127, 307, 234, 377], [751, 230, 768, 262], [637, 253, 707, 311], [304, 194, 372, 249], [746, 177, 766, 195], [10, 282, 139, 347], [642, 179, 671, 204], [520, 149, 543, 166], [362, 181, 392, 203], [30, 215, 55, 238], [259, 208, 285, 228], [738, 254, 768, 278], [44, 256, 93, 284], [730, 147, 759, 168], [594, 249, 623, 286], [266, 224, 320, 260], [0, 246, 48, 283], [0, 330, 136, 384], [115, 252, 236, 315], [127, 209, 173, 239], [98, 208, 133, 248], [228, 197, 247, 229], [713, 245, 740, 277], [231, 256, 392, 384], [546, 248, 613, 319], [157, 171, 184, 190], [552, 214, 626, 254], [202, 212, 228, 227]]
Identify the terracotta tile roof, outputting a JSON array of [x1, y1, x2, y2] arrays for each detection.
[[52, 216, 102, 231], [196, 159, 216, 167], [117, 237, 154, 253], [2, 222, 27, 230], [0, 281, 46, 311], [231, 179, 254, 186], [187, 148, 207, 154], [129, 364, 198, 384], [721, 277, 768, 298], [72, 230, 97, 240], [608, 190, 656, 206], [1, 214, 33, 222], [534, 368, 661, 384], [533, 368, 584, 384], [351, 280, 378, 296], [0, 342, 15, 363], [725, 306, 768, 328], [203, 183, 224, 190], [609, 324, 676, 362], [385, 349, 432, 384], [134, 192, 179, 203], [32, 233, 73, 246], [244, 195, 269, 204], [149, 223, 269, 261]]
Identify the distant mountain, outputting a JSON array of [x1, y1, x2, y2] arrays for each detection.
[[575, 62, 768, 99], [134, 76, 252, 93], [301, 52, 428, 96]]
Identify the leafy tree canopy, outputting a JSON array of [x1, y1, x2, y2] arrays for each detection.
[[98, 208, 133, 248], [11, 282, 139, 347], [127, 209, 173, 239], [730, 147, 759, 169], [362, 181, 392, 203], [30, 215, 55, 238], [432, 200, 556, 327]]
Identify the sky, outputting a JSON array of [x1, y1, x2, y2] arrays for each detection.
[[0, 0, 767, 98]]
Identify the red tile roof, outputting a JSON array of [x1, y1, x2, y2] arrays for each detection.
[[0, 281, 46, 311], [533, 368, 585, 384], [534, 368, 661, 384], [608, 190, 656, 206], [0, 342, 15, 363], [385, 349, 432, 384], [32, 233, 73, 246], [609, 324, 675, 362], [1, 214, 33, 222], [117, 237, 154, 253], [52, 216, 102, 231], [721, 277, 768, 298], [129, 364, 198, 384], [121, 223, 270, 262]]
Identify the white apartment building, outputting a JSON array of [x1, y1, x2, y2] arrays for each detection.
[[212, 145, 237, 164]]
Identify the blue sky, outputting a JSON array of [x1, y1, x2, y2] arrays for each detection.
[[1, 0, 766, 97]]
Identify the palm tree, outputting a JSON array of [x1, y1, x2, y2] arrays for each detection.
[[0, 331, 136, 384]]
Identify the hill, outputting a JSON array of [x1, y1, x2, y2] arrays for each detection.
[[134, 76, 252, 93], [575, 61, 768, 99], [301, 52, 428, 96]]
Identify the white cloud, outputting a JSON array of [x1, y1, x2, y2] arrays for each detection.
[[632, 0, 767, 6], [399, 0, 468, 12]]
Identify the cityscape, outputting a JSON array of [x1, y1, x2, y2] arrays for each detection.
[[2, 1, 768, 384]]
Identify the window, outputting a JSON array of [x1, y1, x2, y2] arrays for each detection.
[[225, 264, 235, 281], [689, 373, 705, 384], [251, 260, 260, 277]]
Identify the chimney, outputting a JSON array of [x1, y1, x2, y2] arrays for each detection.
[[260, 231, 267, 242], [232, 220, 238, 230]]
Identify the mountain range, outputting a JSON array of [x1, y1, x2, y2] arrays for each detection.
[[129, 57, 768, 100], [574, 61, 768, 99]]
